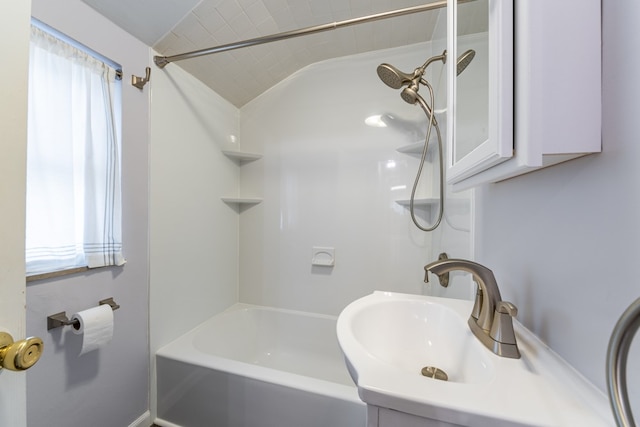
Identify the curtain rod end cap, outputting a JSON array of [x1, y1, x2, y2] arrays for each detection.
[[154, 56, 169, 69]]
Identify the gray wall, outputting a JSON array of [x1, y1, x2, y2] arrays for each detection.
[[475, 0, 639, 412], [25, 2, 151, 427]]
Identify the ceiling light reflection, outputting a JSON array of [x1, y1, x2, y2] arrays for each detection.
[[365, 114, 387, 128]]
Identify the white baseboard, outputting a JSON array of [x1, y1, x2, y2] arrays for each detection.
[[128, 411, 151, 427], [153, 418, 182, 427]]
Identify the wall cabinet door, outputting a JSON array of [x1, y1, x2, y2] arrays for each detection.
[[446, 0, 513, 185], [447, 0, 601, 190]]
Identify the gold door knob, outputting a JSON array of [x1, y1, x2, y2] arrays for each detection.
[[0, 332, 44, 371]]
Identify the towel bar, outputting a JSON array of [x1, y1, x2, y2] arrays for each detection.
[[606, 297, 640, 427]]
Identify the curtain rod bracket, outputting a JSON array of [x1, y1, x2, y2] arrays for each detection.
[[131, 67, 151, 89], [154, 56, 170, 69]]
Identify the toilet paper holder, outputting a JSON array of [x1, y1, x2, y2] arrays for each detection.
[[47, 298, 120, 331]]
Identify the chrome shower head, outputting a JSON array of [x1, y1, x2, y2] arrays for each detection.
[[456, 49, 475, 76], [376, 63, 414, 89]]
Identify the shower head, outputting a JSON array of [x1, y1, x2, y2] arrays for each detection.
[[378, 49, 469, 111], [377, 49, 473, 92], [376, 63, 414, 89], [401, 85, 435, 121], [376, 50, 447, 90], [400, 85, 419, 104], [456, 49, 475, 76]]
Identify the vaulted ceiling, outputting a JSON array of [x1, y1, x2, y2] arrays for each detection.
[[82, 0, 483, 107]]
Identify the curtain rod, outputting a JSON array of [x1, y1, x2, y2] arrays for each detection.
[[154, 0, 469, 68]]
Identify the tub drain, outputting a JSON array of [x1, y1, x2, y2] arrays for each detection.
[[421, 366, 448, 381]]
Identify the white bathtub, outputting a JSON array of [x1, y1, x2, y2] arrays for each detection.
[[155, 303, 366, 427]]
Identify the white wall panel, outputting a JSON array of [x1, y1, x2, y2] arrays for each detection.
[[149, 63, 240, 352], [239, 41, 472, 315]]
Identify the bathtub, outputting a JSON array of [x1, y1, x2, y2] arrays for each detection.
[[155, 303, 366, 427]]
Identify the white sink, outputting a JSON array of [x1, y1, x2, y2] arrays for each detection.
[[347, 296, 494, 384], [337, 291, 614, 427]]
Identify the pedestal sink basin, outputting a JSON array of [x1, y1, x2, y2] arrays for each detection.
[[347, 295, 494, 384], [337, 291, 614, 426]]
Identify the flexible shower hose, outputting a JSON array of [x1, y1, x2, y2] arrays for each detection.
[[408, 78, 444, 232]]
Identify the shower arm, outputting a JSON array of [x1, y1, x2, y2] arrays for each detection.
[[417, 51, 448, 78], [153, 1, 475, 68]]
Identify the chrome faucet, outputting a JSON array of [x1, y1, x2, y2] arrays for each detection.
[[424, 258, 520, 359]]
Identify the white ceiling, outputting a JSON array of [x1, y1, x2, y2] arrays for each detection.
[[82, 0, 482, 107]]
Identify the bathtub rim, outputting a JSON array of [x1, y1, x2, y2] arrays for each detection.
[[156, 302, 363, 405]]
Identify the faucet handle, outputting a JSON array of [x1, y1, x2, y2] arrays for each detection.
[[496, 301, 517, 316], [489, 301, 518, 345]]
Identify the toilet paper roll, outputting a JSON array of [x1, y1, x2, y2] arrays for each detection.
[[71, 304, 114, 356]]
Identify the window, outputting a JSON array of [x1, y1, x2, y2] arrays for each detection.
[[26, 20, 124, 277]]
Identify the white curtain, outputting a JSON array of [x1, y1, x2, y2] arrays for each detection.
[[26, 25, 124, 275]]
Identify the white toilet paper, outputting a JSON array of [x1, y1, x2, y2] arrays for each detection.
[[71, 304, 114, 356]]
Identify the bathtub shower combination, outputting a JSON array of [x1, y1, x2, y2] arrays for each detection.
[[155, 304, 365, 427], [150, 5, 466, 427]]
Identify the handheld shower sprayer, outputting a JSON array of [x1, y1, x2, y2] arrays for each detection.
[[375, 49, 475, 232]]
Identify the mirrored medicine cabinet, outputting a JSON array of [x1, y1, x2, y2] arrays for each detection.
[[446, 0, 601, 190]]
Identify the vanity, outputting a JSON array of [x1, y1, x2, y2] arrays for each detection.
[[336, 0, 607, 424], [337, 291, 613, 426]]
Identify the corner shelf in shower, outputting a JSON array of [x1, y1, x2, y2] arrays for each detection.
[[396, 141, 436, 158], [395, 197, 470, 220], [221, 149, 263, 209], [395, 198, 438, 221], [395, 198, 439, 207], [220, 197, 262, 205], [222, 150, 263, 164], [221, 197, 262, 206]]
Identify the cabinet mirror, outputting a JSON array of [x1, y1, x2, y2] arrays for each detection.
[[446, 0, 513, 184]]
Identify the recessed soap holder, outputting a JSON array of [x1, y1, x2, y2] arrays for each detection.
[[312, 247, 335, 267]]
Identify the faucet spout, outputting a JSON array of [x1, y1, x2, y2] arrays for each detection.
[[424, 258, 501, 332], [424, 258, 520, 359]]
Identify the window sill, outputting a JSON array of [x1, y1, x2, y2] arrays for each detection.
[[26, 265, 118, 283]]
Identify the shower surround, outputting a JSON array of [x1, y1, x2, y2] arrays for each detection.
[[150, 35, 472, 421], [238, 40, 473, 316]]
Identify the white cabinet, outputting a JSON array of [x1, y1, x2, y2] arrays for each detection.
[[446, 0, 601, 190], [367, 405, 463, 427]]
